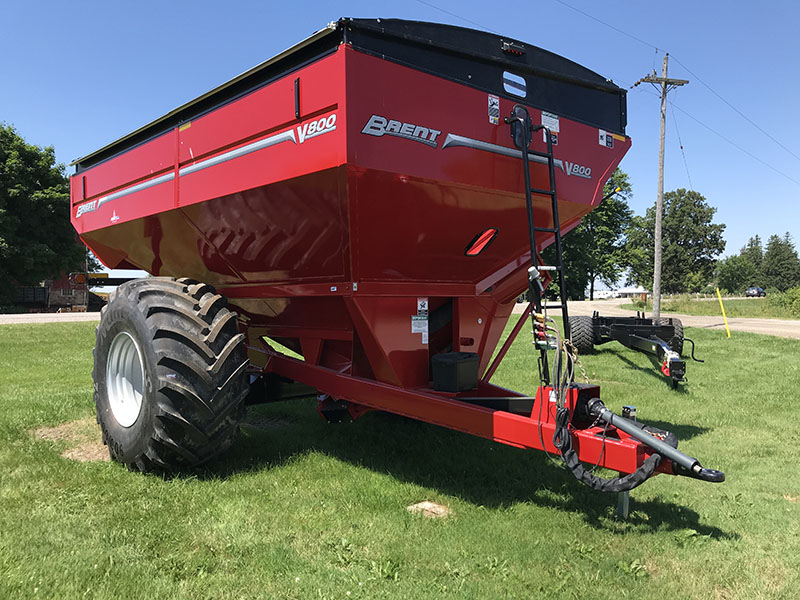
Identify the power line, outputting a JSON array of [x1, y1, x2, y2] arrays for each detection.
[[412, 0, 499, 34], [670, 98, 694, 190], [669, 101, 800, 186], [550, 0, 662, 52], [550, 0, 800, 167], [411, 0, 800, 187], [669, 55, 800, 164], [632, 83, 800, 187]]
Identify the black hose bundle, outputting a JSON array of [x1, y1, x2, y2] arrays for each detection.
[[552, 406, 678, 493]]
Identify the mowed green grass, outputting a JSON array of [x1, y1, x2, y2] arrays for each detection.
[[1, 321, 799, 599], [621, 296, 798, 319]]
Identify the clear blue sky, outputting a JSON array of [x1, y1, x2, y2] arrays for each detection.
[[2, 0, 798, 258]]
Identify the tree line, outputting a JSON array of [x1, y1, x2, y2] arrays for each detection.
[[0, 125, 91, 308], [547, 169, 730, 300], [549, 169, 798, 300], [717, 234, 800, 294]]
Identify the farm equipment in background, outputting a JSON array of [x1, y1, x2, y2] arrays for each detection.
[[571, 312, 704, 388], [69, 18, 723, 499]]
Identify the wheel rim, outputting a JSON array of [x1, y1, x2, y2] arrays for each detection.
[[106, 331, 145, 428]]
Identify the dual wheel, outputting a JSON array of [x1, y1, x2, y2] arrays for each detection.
[[93, 278, 249, 472]]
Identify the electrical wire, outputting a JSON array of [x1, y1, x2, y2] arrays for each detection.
[[669, 101, 800, 186], [412, 0, 500, 34], [550, 0, 661, 53], [670, 55, 800, 164], [415, 0, 800, 172], [550, 0, 800, 170], [670, 97, 694, 191], [627, 79, 800, 187]]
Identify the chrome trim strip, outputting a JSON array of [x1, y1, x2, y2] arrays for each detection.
[[179, 129, 296, 177], [441, 133, 565, 172], [96, 172, 175, 210], [81, 129, 298, 217]]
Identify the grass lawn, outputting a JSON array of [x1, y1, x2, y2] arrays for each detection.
[[620, 296, 799, 319], [1, 321, 799, 599]]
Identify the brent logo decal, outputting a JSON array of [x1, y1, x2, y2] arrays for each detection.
[[75, 200, 97, 218], [361, 114, 442, 147]]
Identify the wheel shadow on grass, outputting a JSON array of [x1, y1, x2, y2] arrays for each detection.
[[198, 401, 735, 539], [596, 347, 691, 393]]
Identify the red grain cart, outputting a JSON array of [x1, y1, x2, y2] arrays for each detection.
[[70, 19, 722, 493]]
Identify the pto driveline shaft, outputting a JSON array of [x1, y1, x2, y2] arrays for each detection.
[[587, 399, 703, 474]]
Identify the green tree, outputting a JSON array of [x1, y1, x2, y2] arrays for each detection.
[[762, 233, 800, 292], [716, 254, 757, 294], [0, 124, 88, 306], [543, 169, 633, 300], [626, 188, 726, 293], [740, 235, 763, 274]]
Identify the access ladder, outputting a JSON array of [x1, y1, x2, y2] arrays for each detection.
[[505, 105, 570, 383]]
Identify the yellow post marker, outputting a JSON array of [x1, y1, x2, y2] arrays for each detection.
[[716, 287, 731, 338]]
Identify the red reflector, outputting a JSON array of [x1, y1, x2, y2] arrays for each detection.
[[465, 228, 498, 256]]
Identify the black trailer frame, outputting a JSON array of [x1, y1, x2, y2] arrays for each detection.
[[571, 312, 699, 388]]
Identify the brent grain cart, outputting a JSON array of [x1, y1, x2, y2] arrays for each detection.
[[70, 18, 723, 494]]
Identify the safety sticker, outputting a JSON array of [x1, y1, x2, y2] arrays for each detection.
[[488, 94, 500, 125], [541, 111, 560, 144], [541, 111, 560, 132], [413, 297, 429, 345], [598, 129, 614, 148], [411, 315, 429, 345]]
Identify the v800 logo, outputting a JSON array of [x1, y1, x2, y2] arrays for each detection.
[[564, 161, 592, 179], [297, 114, 337, 143]]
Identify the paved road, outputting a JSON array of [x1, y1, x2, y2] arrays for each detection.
[[513, 298, 800, 340], [0, 312, 101, 325], [4, 300, 799, 340]]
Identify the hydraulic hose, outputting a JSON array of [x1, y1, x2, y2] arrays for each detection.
[[552, 405, 677, 493]]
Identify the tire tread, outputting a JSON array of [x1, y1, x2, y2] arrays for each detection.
[[94, 277, 248, 473]]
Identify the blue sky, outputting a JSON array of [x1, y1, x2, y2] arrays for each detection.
[[2, 0, 798, 258]]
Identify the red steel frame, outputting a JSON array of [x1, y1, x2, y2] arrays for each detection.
[[263, 342, 668, 476]]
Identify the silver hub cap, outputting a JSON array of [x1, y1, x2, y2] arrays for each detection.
[[106, 331, 145, 428]]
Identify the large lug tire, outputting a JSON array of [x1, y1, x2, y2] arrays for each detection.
[[570, 315, 595, 353], [93, 277, 249, 473], [657, 317, 684, 356]]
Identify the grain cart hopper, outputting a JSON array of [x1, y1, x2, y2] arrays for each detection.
[[70, 18, 723, 492]]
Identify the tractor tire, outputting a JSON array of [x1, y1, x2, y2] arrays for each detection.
[[570, 315, 595, 353], [657, 317, 684, 356], [93, 277, 249, 473]]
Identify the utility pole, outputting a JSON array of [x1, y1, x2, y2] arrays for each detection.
[[633, 54, 688, 319]]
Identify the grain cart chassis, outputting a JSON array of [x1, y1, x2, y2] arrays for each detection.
[[70, 18, 723, 495]]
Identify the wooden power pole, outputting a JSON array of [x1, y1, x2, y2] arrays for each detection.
[[633, 54, 688, 318]]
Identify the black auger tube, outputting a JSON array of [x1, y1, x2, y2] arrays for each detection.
[[586, 399, 725, 483]]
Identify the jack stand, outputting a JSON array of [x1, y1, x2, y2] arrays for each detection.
[[616, 404, 636, 519], [616, 490, 630, 519]]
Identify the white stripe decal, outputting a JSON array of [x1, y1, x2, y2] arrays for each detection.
[[95, 172, 175, 211], [441, 133, 565, 172], [77, 128, 298, 218], [179, 129, 296, 177]]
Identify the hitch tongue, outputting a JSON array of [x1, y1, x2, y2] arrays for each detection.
[[586, 399, 725, 483], [673, 462, 726, 483]]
